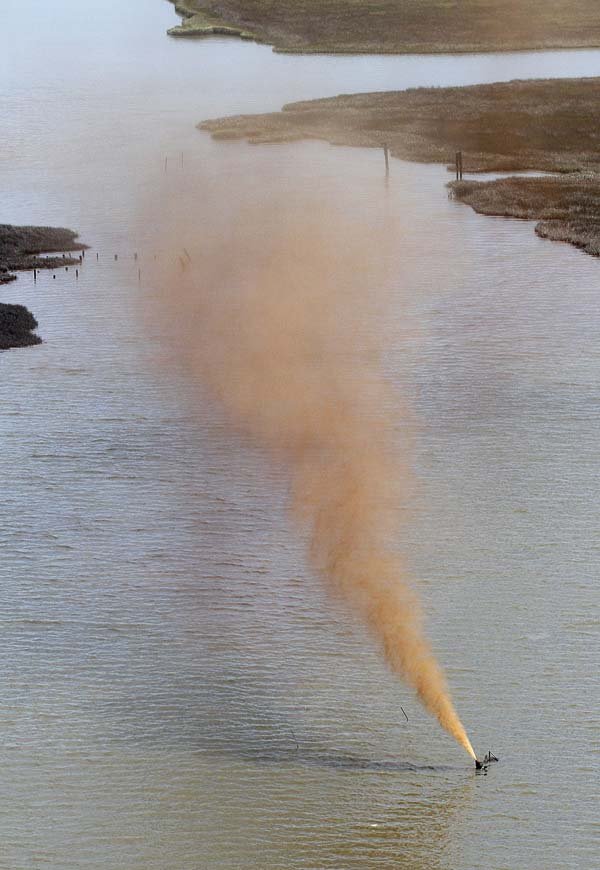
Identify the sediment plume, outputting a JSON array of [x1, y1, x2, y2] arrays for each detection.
[[150, 199, 475, 758]]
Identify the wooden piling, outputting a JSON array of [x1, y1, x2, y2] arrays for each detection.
[[383, 142, 389, 176], [76, 269, 79, 279], [456, 150, 463, 180]]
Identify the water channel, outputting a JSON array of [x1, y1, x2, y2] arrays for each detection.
[[1, 1, 599, 867]]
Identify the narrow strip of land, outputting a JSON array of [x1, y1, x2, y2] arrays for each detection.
[[169, 0, 600, 54], [199, 77, 600, 258], [0, 224, 86, 285]]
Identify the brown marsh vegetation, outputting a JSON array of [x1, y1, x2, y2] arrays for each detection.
[[0, 224, 85, 284], [169, 0, 600, 54], [450, 175, 600, 257], [200, 77, 600, 257]]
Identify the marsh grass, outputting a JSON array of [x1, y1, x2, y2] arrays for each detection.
[[170, 0, 600, 53], [0, 224, 86, 282], [200, 78, 600, 174], [200, 77, 600, 257], [450, 175, 600, 257]]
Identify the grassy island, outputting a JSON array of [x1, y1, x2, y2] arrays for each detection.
[[0, 224, 86, 284], [199, 77, 600, 258], [168, 0, 600, 54]]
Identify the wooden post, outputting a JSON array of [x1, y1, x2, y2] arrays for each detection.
[[383, 142, 389, 176], [456, 150, 463, 180], [33, 269, 37, 282]]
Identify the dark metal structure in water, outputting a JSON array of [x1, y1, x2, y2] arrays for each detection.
[[475, 751, 499, 771]]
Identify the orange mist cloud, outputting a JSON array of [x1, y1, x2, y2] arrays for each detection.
[[150, 198, 475, 759]]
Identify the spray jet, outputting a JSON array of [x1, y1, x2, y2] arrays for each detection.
[[152, 204, 483, 761]]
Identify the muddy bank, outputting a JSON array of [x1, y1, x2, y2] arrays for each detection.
[[200, 77, 600, 257], [0, 224, 86, 283], [168, 0, 600, 54], [0, 303, 41, 350]]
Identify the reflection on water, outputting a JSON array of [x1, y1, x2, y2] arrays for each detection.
[[1, 0, 599, 868], [239, 748, 456, 774]]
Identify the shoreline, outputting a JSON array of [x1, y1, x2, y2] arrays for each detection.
[[0, 224, 87, 284], [449, 175, 600, 258], [0, 224, 87, 350], [271, 41, 600, 57], [199, 77, 600, 259], [167, 0, 600, 56]]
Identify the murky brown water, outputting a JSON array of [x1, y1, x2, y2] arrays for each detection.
[[1, 1, 599, 867]]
